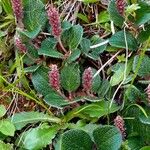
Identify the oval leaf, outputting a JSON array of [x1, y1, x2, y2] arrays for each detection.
[[0, 120, 15, 136], [62, 25, 83, 50], [61, 63, 80, 92], [17, 124, 58, 150], [0, 105, 6, 118], [109, 31, 138, 51], [93, 125, 122, 150], [11, 111, 61, 130], [61, 129, 93, 150], [0, 141, 13, 150], [108, 1, 124, 27]]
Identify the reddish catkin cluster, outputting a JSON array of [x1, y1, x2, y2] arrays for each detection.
[[49, 65, 60, 91], [116, 0, 126, 16], [114, 115, 126, 139], [15, 37, 27, 53], [146, 84, 150, 104], [82, 67, 93, 92], [11, 0, 23, 23], [47, 5, 62, 38]]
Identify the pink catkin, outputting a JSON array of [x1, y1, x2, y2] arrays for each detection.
[[116, 0, 126, 16], [47, 5, 62, 38], [82, 67, 93, 92], [15, 37, 27, 53], [49, 65, 60, 91], [11, 0, 23, 22], [114, 115, 126, 139]]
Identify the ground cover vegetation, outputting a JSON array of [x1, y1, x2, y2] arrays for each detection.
[[0, 0, 150, 149]]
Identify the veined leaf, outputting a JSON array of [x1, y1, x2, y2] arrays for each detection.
[[38, 38, 63, 59], [61, 129, 93, 150], [17, 124, 59, 150], [108, 0, 124, 27], [62, 25, 83, 50], [0, 105, 6, 118], [0, 120, 15, 136], [93, 125, 122, 150], [68, 101, 120, 118], [11, 111, 61, 130], [0, 141, 13, 150], [109, 30, 138, 51], [23, 0, 47, 31], [61, 63, 80, 92]]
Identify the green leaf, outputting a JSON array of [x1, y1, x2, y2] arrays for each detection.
[[127, 137, 144, 150], [11, 111, 61, 130], [77, 13, 89, 23], [87, 35, 107, 60], [17, 124, 58, 150], [110, 61, 132, 86], [92, 69, 101, 93], [71, 101, 120, 118], [0, 141, 13, 150], [0, 120, 15, 136], [125, 85, 145, 102], [140, 146, 150, 150], [75, 123, 100, 141], [0, 105, 6, 118], [22, 42, 39, 65], [32, 66, 53, 96], [38, 38, 63, 58], [0, 0, 13, 14], [98, 10, 110, 23], [80, 38, 91, 54], [137, 24, 150, 43], [23, 44, 39, 65], [98, 80, 111, 98], [139, 110, 150, 125], [135, 2, 150, 26], [61, 129, 93, 150], [110, 63, 125, 86], [44, 94, 69, 108], [93, 125, 122, 150], [23, 0, 47, 32], [0, 31, 7, 38], [24, 65, 40, 73], [125, 106, 150, 143], [133, 55, 150, 77], [62, 21, 72, 30], [108, 0, 124, 27], [109, 30, 138, 51], [66, 49, 81, 63], [61, 63, 80, 92], [62, 25, 83, 50], [32, 66, 67, 108], [17, 26, 41, 39]]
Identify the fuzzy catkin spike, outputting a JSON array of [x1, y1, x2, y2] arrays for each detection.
[[114, 115, 126, 139], [146, 84, 150, 104], [49, 65, 60, 91], [15, 37, 27, 53], [82, 67, 93, 92], [11, 0, 23, 23], [116, 0, 126, 16], [47, 5, 62, 38]]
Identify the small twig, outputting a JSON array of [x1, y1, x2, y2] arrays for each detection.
[[58, 37, 68, 53], [109, 26, 129, 109], [111, 21, 115, 34], [93, 51, 121, 78], [98, 58, 106, 79], [64, 1, 77, 21], [90, 40, 109, 49]]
